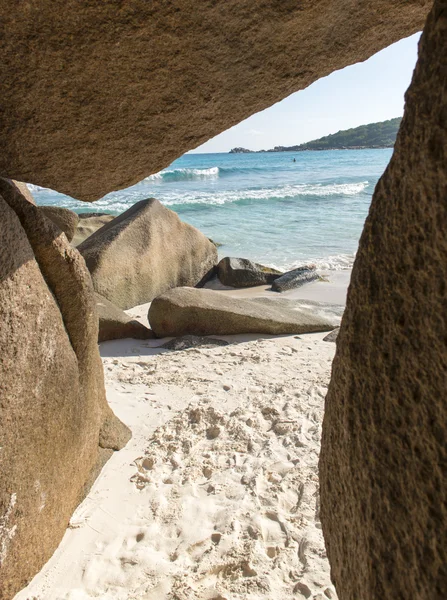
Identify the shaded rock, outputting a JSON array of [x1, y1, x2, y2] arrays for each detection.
[[72, 213, 115, 246], [320, 4, 447, 599], [160, 335, 229, 351], [0, 3, 430, 201], [13, 181, 35, 205], [96, 293, 154, 342], [271, 265, 319, 292], [79, 199, 218, 310], [323, 328, 339, 343], [39, 205, 79, 242], [217, 256, 282, 288], [149, 287, 337, 337], [0, 179, 130, 600]]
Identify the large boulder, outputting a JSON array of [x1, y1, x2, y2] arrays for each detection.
[[320, 4, 447, 599], [217, 256, 282, 288], [96, 293, 154, 342], [149, 287, 338, 337], [39, 205, 79, 242], [79, 199, 218, 310], [0, 2, 430, 201], [72, 213, 115, 246], [0, 179, 130, 600]]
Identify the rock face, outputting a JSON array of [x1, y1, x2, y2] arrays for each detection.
[[217, 257, 282, 288], [0, 179, 131, 600], [96, 293, 154, 342], [319, 4, 447, 599], [79, 199, 218, 310], [0, 2, 430, 201], [271, 265, 319, 292], [72, 213, 115, 246], [149, 287, 336, 337], [39, 205, 79, 242]]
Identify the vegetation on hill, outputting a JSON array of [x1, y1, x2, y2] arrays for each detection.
[[229, 117, 402, 153]]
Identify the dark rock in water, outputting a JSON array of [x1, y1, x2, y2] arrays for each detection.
[[271, 265, 319, 292], [149, 287, 337, 337], [160, 335, 229, 351], [96, 293, 154, 342], [323, 328, 339, 343], [218, 256, 282, 288]]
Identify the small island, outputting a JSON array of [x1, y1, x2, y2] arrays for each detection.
[[230, 117, 402, 153]]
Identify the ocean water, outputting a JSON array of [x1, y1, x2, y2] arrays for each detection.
[[30, 149, 393, 271]]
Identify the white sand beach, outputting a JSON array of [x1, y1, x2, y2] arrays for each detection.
[[15, 271, 348, 600]]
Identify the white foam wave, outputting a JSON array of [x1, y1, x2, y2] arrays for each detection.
[[160, 181, 369, 206], [146, 167, 219, 182], [268, 253, 355, 272]]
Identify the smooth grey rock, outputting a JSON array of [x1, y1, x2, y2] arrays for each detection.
[[271, 266, 319, 292], [149, 287, 338, 337]]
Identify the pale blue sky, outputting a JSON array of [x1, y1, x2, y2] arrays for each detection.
[[192, 33, 421, 153]]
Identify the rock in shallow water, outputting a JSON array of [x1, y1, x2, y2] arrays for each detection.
[[271, 266, 319, 292], [149, 287, 338, 337], [217, 256, 282, 288], [79, 198, 218, 309]]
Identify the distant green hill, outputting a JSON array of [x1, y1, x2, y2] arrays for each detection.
[[270, 117, 402, 152], [229, 117, 402, 153]]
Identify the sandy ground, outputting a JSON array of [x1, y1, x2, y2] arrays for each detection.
[[15, 270, 349, 600]]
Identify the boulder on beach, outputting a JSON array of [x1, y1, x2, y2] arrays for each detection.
[[271, 265, 319, 292], [217, 256, 282, 288], [78, 199, 218, 310], [96, 293, 154, 342], [39, 206, 79, 242], [149, 287, 337, 337], [72, 213, 115, 246], [0, 178, 130, 600]]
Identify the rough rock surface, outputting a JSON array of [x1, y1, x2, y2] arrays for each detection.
[[72, 213, 115, 247], [271, 265, 319, 292], [79, 199, 218, 310], [0, 2, 430, 200], [96, 293, 154, 342], [0, 179, 130, 600], [149, 287, 337, 337], [39, 205, 79, 242], [217, 256, 282, 288], [320, 4, 447, 599]]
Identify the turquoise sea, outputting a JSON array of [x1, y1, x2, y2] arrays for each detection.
[[30, 149, 392, 271]]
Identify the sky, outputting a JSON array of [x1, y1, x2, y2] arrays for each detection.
[[192, 33, 421, 154]]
